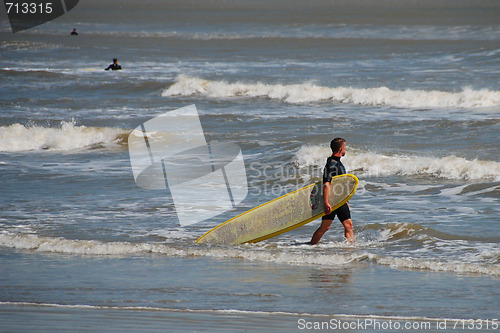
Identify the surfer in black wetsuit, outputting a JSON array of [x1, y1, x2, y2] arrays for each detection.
[[105, 58, 122, 71], [310, 138, 354, 244], [71, 28, 78, 36]]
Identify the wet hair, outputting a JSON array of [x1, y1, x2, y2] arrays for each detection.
[[330, 137, 346, 153], [113, 58, 118, 63]]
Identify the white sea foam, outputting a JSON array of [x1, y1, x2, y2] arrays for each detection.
[[294, 145, 500, 181], [0, 233, 361, 265], [0, 301, 471, 324], [1, 233, 498, 276], [372, 255, 498, 276], [0, 40, 60, 51], [0, 122, 126, 152], [163, 75, 500, 108]]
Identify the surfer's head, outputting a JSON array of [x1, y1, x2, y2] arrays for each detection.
[[330, 138, 346, 156]]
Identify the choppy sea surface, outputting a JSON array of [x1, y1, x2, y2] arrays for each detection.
[[1, 0, 499, 331]]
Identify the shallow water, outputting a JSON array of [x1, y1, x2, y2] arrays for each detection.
[[1, 0, 499, 331]]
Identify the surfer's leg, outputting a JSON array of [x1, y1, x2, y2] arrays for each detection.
[[310, 219, 333, 245], [336, 203, 353, 242], [341, 218, 354, 243]]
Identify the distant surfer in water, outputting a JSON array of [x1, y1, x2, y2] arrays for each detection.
[[310, 138, 354, 245], [105, 58, 122, 71]]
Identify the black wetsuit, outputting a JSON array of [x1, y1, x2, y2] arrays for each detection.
[[322, 155, 351, 222], [105, 63, 122, 71]]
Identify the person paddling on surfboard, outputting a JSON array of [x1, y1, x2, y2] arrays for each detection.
[[310, 138, 354, 245]]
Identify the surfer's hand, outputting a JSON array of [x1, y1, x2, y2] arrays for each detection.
[[324, 203, 332, 215]]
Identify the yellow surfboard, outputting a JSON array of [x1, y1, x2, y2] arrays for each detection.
[[196, 174, 359, 245]]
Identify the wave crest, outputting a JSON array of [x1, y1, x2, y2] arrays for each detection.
[[163, 75, 500, 108], [0, 122, 127, 152], [294, 145, 500, 181]]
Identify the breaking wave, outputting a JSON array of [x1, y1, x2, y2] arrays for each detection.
[[1, 229, 498, 276], [0, 122, 128, 152], [294, 145, 500, 181], [162, 75, 500, 108]]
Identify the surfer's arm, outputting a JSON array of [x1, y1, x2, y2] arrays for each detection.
[[323, 182, 332, 214]]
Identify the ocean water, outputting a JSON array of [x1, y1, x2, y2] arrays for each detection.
[[1, 0, 499, 332]]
